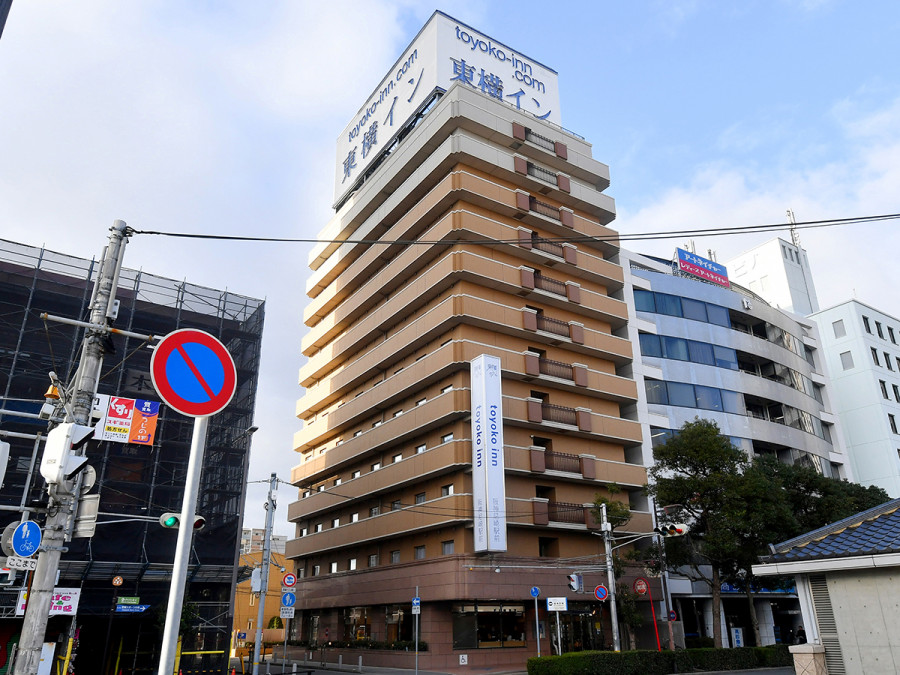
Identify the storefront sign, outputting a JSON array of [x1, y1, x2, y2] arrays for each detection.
[[94, 393, 160, 445]]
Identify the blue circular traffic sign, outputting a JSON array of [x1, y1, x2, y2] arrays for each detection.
[[282, 592, 296, 607], [12, 521, 42, 558], [151, 329, 237, 417], [530, 586, 540, 598], [594, 584, 609, 601]]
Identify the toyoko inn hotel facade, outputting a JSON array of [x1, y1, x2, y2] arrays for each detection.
[[286, 12, 651, 670]]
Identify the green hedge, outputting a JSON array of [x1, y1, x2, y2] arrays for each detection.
[[526, 645, 791, 675]]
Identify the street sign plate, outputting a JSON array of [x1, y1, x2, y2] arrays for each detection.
[[150, 329, 237, 417], [594, 585, 609, 601], [11, 521, 41, 558], [530, 586, 540, 598], [281, 587, 297, 594], [412, 596, 420, 606], [633, 578, 649, 596], [281, 592, 296, 607], [280, 606, 295, 619], [283, 572, 297, 587], [118, 596, 140, 605], [547, 597, 568, 612], [237, 632, 247, 640], [116, 604, 150, 613], [6, 556, 37, 571]]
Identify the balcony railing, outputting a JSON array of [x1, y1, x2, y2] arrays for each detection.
[[537, 314, 569, 337], [539, 357, 574, 381], [532, 236, 564, 258], [534, 273, 566, 296], [525, 128, 556, 152], [527, 163, 558, 186], [541, 402, 577, 426], [545, 451, 580, 473], [548, 501, 585, 524], [529, 196, 560, 221]]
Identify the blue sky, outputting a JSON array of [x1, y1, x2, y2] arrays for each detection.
[[1, 1, 899, 529]]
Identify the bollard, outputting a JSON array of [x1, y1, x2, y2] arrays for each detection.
[[292, 664, 297, 674], [339, 655, 343, 669], [358, 655, 363, 672]]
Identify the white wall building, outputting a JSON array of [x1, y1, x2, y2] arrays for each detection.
[[809, 300, 900, 497], [725, 237, 819, 316]]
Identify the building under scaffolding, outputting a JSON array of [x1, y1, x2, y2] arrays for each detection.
[[0, 238, 264, 675]]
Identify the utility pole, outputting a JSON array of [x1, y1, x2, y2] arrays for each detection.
[[252, 473, 278, 675], [13, 221, 131, 675], [600, 503, 621, 652]]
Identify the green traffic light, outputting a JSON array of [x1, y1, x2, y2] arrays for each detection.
[[163, 515, 178, 528]]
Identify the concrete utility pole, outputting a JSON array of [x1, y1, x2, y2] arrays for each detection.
[[600, 503, 621, 652], [13, 221, 130, 675], [252, 473, 278, 675]]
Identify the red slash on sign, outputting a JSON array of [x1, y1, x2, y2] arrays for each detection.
[[151, 329, 237, 418]]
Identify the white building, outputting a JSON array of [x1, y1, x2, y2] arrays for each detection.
[[240, 527, 286, 554], [809, 300, 900, 497], [725, 237, 819, 316]]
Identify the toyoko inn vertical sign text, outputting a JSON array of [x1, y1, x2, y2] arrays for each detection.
[[334, 11, 560, 205], [470, 354, 507, 552]]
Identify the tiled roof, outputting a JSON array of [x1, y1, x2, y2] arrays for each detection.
[[761, 498, 900, 563]]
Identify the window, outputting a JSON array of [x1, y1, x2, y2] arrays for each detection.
[[681, 298, 708, 322], [441, 484, 454, 496], [864, 316, 872, 333], [662, 336, 689, 361], [371, 462, 381, 471], [441, 433, 454, 443], [393, 409, 403, 417], [315, 523, 323, 533], [333, 478, 342, 486], [832, 320, 846, 338], [391, 550, 400, 564], [888, 353, 894, 371], [393, 453, 403, 463], [351, 512, 359, 523], [369, 506, 380, 517], [638, 333, 662, 357], [354, 430, 363, 437], [330, 562, 338, 574], [645, 379, 668, 405], [893, 384, 900, 403], [391, 500, 402, 511], [442, 540, 455, 555], [351, 470, 361, 479], [890, 414, 898, 434], [317, 485, 324, 492], [416, 398, 427, 407], [877, 322, 885, 338], [313, 565, 320, 576], [441, 384, 453, 394], [302, 490, 310, 498], [348, 558, 357, 571], [414, 546, 426, 560], [881, 381, 889, 399], [667, 382, 696, 407], [655, 293, 682, 317], [634, 289, 655, 312], [415, 492, 426, 504], [416, 443, 426, 454], [840, 351, 854, 370], [872, 347, 880, 366], [891, 327, 897, 344], [372, 420, 382, 428], [332, 518, 340, 528], [706, 304, 731, 327], [368, 554, 378, 568]]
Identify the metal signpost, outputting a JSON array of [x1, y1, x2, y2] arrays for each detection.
[[412, 591, 420, 675], [633, 577, 661, 652], [547, 597, 567, 655], [151, 329, 237, 675], [530, 586, 541, 657]]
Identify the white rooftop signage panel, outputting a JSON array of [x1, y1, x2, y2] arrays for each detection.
[[333, 11, 560, 205]]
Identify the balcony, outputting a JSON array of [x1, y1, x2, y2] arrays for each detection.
[[544, 450, 581, 473]]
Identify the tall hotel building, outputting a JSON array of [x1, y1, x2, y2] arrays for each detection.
[[287, 12, 647, 669]]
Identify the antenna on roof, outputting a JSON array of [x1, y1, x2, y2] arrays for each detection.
[[787, 209, 801, 248]]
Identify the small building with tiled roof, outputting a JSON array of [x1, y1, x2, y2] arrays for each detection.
[[753, 497, 900, 675]]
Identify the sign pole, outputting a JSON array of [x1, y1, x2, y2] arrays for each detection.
[[534, 595, 540, 657], [157, 415, 209, 675], [555, 611, 561, 655], [414, 585, 419, 675]]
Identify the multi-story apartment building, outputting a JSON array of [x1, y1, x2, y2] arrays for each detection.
[[241, 527, 287, 554], [619, 248, 848, 646], [0, 237, 264, 674], [810, 300, 900, 497], [287, 12, 648, 670]]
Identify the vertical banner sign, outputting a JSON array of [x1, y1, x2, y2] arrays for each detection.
[[470, 354, 507, 552]]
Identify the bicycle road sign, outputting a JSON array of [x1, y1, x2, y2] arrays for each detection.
[[11, 521, 41, 558], [151, 329, 237, 417]]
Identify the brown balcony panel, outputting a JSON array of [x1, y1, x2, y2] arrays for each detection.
[[539, 357, 574, 381], [544, 451, 580, 473], [533, 499, 549, 526], [547, 501, 584, 524]]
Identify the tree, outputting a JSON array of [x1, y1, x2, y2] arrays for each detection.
[[267, 615, 283, 629], [647, 418, 749, 648]]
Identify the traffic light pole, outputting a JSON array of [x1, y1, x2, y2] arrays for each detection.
[[13, 220, 131, 675], [252, 473, 278, 675]]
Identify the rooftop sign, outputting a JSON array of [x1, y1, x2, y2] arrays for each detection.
[[676, 248, 730, 288], [334, 11, 560, 205]]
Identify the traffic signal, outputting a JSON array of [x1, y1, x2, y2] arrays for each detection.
[[654, 523, 688, 537], [159, 513, 207, 531], [0, 566, 15, 586], [40, 423, 93, 488], [567, 573, 582, 591]]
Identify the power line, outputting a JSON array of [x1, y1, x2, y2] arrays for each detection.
[[132, 212, 900, 247]]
